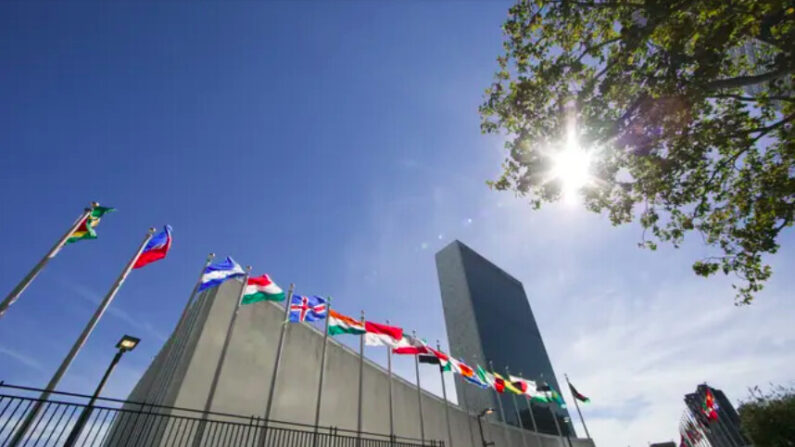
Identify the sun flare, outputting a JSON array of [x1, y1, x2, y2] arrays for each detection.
[[550, 138, 593, 201]]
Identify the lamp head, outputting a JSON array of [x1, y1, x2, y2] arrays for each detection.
[[116, 335, 140, 352]]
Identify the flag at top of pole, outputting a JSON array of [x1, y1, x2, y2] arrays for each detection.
[[198, 257, 245, 291], [133, 225, 172, 269], [289, 295, 328, 323], [1, 202, 112, 319], [65, 205, 115, 244]]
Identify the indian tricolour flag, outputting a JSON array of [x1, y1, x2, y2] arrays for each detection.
[[241, 274, 285, 305], [328, 310, 365, 335]]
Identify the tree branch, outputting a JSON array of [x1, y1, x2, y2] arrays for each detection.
[[705, 67, 791, 91], [708, 93, 795, 103]]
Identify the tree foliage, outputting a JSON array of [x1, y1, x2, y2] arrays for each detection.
[[738, 385, 795, 446], [480, 0, 795, 303]]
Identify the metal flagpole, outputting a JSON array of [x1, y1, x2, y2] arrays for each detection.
[[8, 227, 155, 447], [411, 331, 425, 444], [192, 267, 251, 447], [506, 366, 528, 447], [564, 374, 591, 439], [457, 375, 478, 447], [0, 203, 96, 319], [150, 253, 215, 403], [488, 361, 508, 424], [549, 404, 564, 446], [312, 297, 332, 447], [357, 310, 365, 446], [436, 341, 454, 447], [259, 283, 295, 447], [386, 320, 395, 445], [524, 395, 539, 431]]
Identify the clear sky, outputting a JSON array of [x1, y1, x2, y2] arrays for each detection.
[[1, 2, 793, 446]]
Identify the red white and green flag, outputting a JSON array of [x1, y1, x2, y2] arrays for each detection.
[[328, 310, 365, 335], [241, 274, 285, 305], [428, 347, 451, 369]]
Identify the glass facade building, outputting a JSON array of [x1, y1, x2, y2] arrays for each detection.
[[435, 240, 574, 436]]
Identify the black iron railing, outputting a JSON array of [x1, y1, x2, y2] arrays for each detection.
[[0, 383, 441, 447]]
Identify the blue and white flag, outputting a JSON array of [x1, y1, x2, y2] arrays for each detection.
[[198, 256, 245, 291], [289, 295, 328, 323]]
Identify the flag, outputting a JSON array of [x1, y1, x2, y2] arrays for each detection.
[[492, 372, 508, 394], [199, 257, 245, 291], [289, 295, 328, 323], [498, 373, 523, 395], [703, 388, 719, 421], [418, 353, 440, 365], [509, 375, 539, 398], [463, 374, 490, 389], [477, 365, 496, 388], [392, 335, 430, 355], [66, 206, 115, 244], [428, 347, 451, 369], [328, 310, 365, 335], [241, 274, 285, 305], [133, 225, 172, 269], [568, 382, 590, 403], [445, 358, 475, 378], [364, 321, 403, 347]]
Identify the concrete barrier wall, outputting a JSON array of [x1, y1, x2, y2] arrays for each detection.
[[123, 279, 594, 447]]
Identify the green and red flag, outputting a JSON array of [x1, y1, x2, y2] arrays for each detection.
[[241, 274, 285, 305], [66, 206, 115, 243], [569, 382, 590, 403]]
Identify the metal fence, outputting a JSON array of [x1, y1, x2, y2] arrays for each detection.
[[0, 383, 441, 447]]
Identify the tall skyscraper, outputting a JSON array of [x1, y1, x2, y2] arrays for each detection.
[[684, 384, 750, 447], [435, 240, 573, 436]]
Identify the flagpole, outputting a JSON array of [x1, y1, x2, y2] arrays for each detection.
[[356, 310, 365, 446], [192, 267, 252, 447], [455, 371, 477, 447], [435, 341, 454, 447], [259, 283, 295, 447], [523, 395, 538, 431], [549, 403, 564, 445], [488, 361, 508, 424], [8, 227, 155, 447], [150, 253, 216, 404], [411, 331, 425, 445], [386, 319, 394, 445], [506, 366, 528, 447], [0, 203, 96, 319], [312, 297, 332, 447], [564, 374, 590, 439], [515, 372, 538, 434]]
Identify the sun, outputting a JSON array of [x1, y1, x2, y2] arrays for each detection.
[[550, 138, 593, 201]]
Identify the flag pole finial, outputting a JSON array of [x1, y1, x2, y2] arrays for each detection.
[[148, 227, 156, 234], [91, 201, 99, 208], [208, 253, 216, 259]]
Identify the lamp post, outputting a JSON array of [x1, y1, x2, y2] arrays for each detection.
[[476, 408, 495, 447], [63, 335, 140, 447]]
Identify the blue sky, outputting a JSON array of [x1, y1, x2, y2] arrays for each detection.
[[1, 2, 793, 446]]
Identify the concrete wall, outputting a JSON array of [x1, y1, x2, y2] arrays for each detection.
[[120, 279, 594, 447]]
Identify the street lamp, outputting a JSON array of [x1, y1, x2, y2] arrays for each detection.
[[63, 335, 140, 447], [476, 408, 495, 447]]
